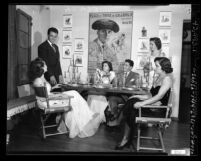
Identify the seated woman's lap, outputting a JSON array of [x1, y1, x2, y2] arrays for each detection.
[[122, 98, 167, 128]]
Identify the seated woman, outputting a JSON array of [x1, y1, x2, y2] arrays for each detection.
[[115, 57, 173, 150], [87, 61, 116, 123], [29, 57, 102, 138]]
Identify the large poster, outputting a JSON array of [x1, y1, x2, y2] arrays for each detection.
[[88, 11, 133, 74]]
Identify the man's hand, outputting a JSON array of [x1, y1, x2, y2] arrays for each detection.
[[59, 75, 64, 84], [50, 76, 57, 86]]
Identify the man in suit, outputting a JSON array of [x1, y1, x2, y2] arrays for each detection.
[[38, 27, 63, 86], [107, 59, 139, 125]]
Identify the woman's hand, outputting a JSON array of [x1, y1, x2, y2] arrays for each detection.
[[134, 102, 145, 109]]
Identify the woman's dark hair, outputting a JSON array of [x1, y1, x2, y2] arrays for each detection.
[[125, 59, 134, 67], [47, 27, 58, 35], [154, 57, 173, 74], [102, 61, 113, 71], [150, 37, 162, 50], [29, 57, 45, 82]]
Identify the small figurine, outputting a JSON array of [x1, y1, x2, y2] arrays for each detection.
[[142, 27, 147, 37]]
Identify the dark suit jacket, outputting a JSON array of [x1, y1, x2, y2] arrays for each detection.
[[38, 40, 62, 83], [125, 71, 139, 87], [119, 71, 140, 101]]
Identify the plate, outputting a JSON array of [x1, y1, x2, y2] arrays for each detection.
[[122, 87, 134, 90], [69, 84, 79, 87]]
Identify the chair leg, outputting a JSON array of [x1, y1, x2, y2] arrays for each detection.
[[61, 113, 69, 133], [158, 129, 165, 152], [40, 114, 46, 139], [137, 124, 140, 151]]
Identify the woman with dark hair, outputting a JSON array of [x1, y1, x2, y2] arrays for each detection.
[[150, 37, 162, 56], [95, 61, 115, 84], [29, 58, 102, 138], [115, 57, 173, 150], [144, 37, 165, 89], [87, 60, 116, 123]]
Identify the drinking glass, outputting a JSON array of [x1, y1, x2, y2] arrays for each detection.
[[87, 73, 91, 85]]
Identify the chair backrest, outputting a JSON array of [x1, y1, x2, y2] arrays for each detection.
[[33, 82, 50, 108], [17, 84, 35, 98]]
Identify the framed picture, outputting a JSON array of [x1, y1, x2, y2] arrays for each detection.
[[62, 45, 72, 58], [88, 11, 133, 74], [137, 38, 149, 53], [63, 14, 72, 28], [161, 44, 170, 57], [74, 38, 84, 52], [74, 54, 83, 66], [159, 11, 172, 27], [136, 55, 150, 69], [63, 30, 72, 43], [159, 29, 171, 44]]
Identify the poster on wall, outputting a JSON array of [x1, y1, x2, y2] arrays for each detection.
[[63, 14, 72, 28], [74, 54, 83, 66], [158, 29, 171, 44], [159, 11, 172, 27], [88, 11, 133, 74], [63, 30, 72, 43], [137, 38, 149, 53], [74, 38, 84, 52], [161, 44, 170, 57], [62, 45, 72, 58]]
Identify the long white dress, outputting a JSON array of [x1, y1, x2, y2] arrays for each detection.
[[36, 81, 101, 138], [87, 71, 116, 123]]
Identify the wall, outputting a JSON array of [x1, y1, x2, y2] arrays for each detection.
[[16, 5, 50, 60], [49, 4, 191, 118], [17, 4, 191, 118]]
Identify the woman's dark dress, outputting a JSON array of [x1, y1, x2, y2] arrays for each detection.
[[123, 86, 171, 129]]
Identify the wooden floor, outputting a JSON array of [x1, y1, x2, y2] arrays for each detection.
[[6, 111, 190, 155]]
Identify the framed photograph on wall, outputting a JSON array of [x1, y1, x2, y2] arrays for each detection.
[[159, 29, 171, 44], [74, 54, 83, 66], [161, 44, 170, 57], [62, 45, 72, 59], [74, 38, 84, 52], [159, 11, 172, 27], [136, 55, 150, 69], [63, 30, 72, 43], [63, 14, 72, 28], [137, 38, 149, 53]]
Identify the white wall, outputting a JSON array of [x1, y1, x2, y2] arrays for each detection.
[[17, 4, 191, 118]]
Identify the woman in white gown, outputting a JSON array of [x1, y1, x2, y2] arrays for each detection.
[[29, 58, 101, 138], [87, 61, 116, 123]]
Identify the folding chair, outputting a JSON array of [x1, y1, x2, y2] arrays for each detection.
[[135, 89, 173, 152], [34, 82, 74, 139]]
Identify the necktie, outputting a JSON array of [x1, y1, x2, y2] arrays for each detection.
[[51, 44, 56, 53]]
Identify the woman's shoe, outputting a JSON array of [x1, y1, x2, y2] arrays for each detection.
[[114, 140, 131, 150]]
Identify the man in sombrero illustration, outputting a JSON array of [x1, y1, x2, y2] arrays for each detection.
[[88, 19, 119, 71]]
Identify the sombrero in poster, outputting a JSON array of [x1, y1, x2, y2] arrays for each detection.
[[92, 19, 120, 33]]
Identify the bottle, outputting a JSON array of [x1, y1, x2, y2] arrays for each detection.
[[122, 72, 126, 87]]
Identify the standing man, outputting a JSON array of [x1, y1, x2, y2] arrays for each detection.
[[106, 59, 139, 126], [38, 27, 63, 86], [88, 19, 119, 72]]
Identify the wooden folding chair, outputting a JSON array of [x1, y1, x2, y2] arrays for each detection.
[[135, 89, 173, 152], [34, 82, 74, 139]]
